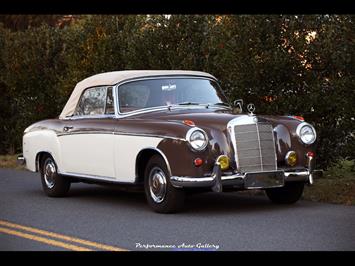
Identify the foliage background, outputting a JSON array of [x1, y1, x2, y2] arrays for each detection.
[[0, 15, 354, 168]]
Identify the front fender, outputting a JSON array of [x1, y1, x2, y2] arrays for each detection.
[[157, 128, 233, 177]]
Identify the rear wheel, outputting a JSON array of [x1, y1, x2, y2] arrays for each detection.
[[144, 155, 185, 213], [40, 155, 70, 197], [265, 182, 304, 204]]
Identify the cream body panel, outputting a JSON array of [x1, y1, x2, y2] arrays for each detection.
[[59, 134, 115, 178], [24, 130, 164, 184], [114, 135, 163, 183], [23, 130, 61, 172]]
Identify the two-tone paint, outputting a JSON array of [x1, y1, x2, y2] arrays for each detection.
[[22, 105, 316, 186]]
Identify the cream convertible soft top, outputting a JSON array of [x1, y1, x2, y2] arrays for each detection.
[[59, 70, 216, 119]]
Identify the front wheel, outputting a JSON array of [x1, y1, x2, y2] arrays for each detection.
[[265, 182, 304, 204], [144, 155, 185, 213], [40, 155, 70, 197]]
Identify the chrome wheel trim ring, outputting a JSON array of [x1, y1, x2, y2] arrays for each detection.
[[44, 159, 56, 189], [148, 166, 167, 204]]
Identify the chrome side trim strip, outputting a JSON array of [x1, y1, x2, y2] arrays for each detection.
[[60, 171, 119, 182], [114, 132, 185, 141], [62, 114, 116, 121], [57, 131, 114, 137], [56, 130, 185, 141]]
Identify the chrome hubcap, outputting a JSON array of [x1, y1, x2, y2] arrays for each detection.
[[44, 159, 56, 189], [149, 167, 167, 203]]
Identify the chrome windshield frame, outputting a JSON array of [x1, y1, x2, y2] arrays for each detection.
[[113, 76, 230, 118]]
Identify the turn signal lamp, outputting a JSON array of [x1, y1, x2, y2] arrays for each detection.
[[307, 151, 315, 158], [194, 158, 203, 167], [183, 120, 195, 127], [293, 116, 305, 121], [285, 151, 297, 166], [217, 155, 230, 170]]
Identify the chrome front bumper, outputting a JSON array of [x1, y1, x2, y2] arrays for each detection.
[[170, 164, 323, 192]]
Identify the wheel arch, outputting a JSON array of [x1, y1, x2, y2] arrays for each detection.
[[35, 151, 55, 172], [135, 147, 171, 184]]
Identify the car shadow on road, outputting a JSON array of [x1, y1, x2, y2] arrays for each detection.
[[59, 183, 309, 215], [183, 192, 306, 215]]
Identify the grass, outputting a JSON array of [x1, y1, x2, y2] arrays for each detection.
[[0, 154, 25, 170], [303, 159, 355, 206], [0, 155, 354, 205], [303, 177, 355, 205]]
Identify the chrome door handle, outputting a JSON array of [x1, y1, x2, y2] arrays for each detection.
[[63, 126, 74, 132]]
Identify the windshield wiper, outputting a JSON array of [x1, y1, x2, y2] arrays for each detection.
[[176, 102, 202, 106], [212, 102, 231, 107]]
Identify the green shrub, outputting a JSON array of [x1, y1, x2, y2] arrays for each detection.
[[0, 15, 353, 169], [325, 158, 355, 179]]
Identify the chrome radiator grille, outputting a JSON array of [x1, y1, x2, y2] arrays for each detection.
[[234, 123, 277, 173]]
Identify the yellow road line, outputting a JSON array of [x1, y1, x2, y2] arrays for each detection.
[[0, 227, 92, 251], [0, 220, 127, 251]]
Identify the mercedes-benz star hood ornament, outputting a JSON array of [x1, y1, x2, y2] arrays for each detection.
[[247, 103, 255, 115]]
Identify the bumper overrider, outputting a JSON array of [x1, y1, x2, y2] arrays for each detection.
[[17, 154, 26, 165], [170, 158, 323, 192]]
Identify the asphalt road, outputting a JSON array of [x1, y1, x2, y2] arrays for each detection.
[[0, 168, 355, 251]]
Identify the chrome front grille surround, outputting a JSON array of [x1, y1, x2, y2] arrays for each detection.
[[227, 116, 277, 173]]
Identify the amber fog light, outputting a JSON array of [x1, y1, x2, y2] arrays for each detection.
[[217, 155, 230, 170], [285, 151, 297, 166]]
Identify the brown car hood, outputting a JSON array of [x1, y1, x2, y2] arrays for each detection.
[[131, 107, 313, 172], [129, 107, 302, 132]]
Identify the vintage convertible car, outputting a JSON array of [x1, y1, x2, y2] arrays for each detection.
[[18, 70, 322, 213]]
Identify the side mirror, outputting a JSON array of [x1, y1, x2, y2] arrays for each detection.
[[233, 99, 243, 114]]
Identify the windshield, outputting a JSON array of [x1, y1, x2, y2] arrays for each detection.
[[118, 77, 228, 113]]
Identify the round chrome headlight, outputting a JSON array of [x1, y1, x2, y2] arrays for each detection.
[[186, 127, 208, 151], [296, 122, 317, 145]]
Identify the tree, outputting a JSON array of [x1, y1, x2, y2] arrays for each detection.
[[0, 15, 353, 167]]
